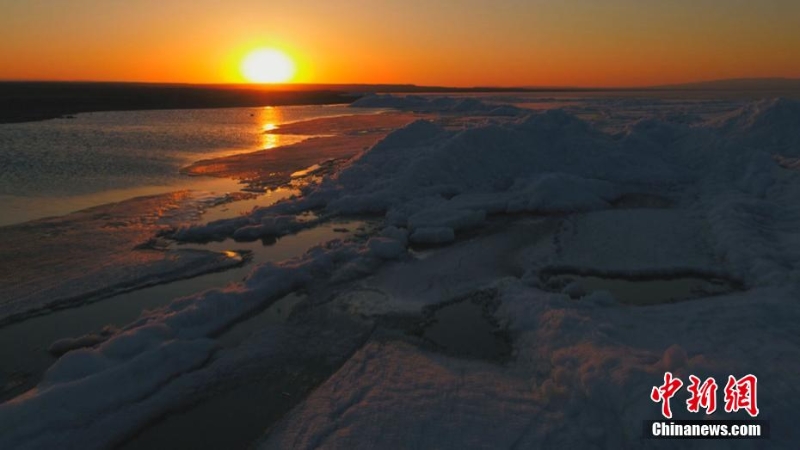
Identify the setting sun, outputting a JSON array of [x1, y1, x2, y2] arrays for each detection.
[[241, 49, 295, 83]]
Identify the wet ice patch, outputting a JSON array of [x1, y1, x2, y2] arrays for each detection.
[[199, 188, 299, 223], [48, 326, 118, 356], [541, 270, 741, 305], [418, 290, 511, 361], [522, 209, 720, 277]]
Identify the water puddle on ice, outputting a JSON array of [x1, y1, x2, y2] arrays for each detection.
[[198, 187, 299, 223], [541, 271, 740, 305], [0, 218, 372, 402], [420, 291, 511, 361]]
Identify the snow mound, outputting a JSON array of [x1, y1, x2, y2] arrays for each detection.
[[409, 227, 456, 245], [367, 237, 406, 259], [506, 173, 620, 213], [0, 337, 214, 449], [716, 98, 800, 154], [407, 208, 485, 232], [173, 100, 800, 286]]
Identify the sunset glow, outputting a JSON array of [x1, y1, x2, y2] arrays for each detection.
[[1, 1, 799, 87], [241, 49, 295, 83]]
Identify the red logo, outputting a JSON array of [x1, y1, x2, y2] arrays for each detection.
[[651, 372, 684, 419], [686, 375, 718, 414], [651, 373, 758, 418], [724, 374, 759, 417]]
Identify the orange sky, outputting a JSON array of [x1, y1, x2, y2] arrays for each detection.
[[1, 0, 799, 87]]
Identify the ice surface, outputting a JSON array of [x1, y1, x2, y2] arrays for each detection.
[[260, 281, 800, 449], [0, 235, 399, 448], [6, 96, 800, 449], [714, 98, 800, 154], [256, 97, 800, 448], [0, 192, 247, 325], [350, 94, 526, 116], [521, 209, 719, 277]]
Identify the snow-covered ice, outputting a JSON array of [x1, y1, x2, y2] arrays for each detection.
[[4, 95, 800, 449]]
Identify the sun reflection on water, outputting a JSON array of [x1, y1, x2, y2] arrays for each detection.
[[260, 106, 283, 150]]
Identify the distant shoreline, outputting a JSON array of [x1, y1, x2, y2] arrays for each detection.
[[0, 81, 539, 124], [0, 81, 580, 124], [3, 78, 799, 124], [0, 82, 364, 124]]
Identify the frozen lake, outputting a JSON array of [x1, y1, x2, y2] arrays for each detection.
[[3, 92, 800, 449], [0, 104, 379, 225]]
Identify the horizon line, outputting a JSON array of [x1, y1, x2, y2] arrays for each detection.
[[2, 76, 800, 92]]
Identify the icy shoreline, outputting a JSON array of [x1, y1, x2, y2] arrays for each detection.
[[0, 109, 417, 324], [0, 191, 251, 326]]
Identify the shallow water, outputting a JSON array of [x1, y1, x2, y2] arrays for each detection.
[[0, 105, 380, 225], [543, 272, 739, 305], [421, 288, 511, 361], [423, 300, 510, 360], [197, 187, 300, 223], [0, 218, 369, 401]]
